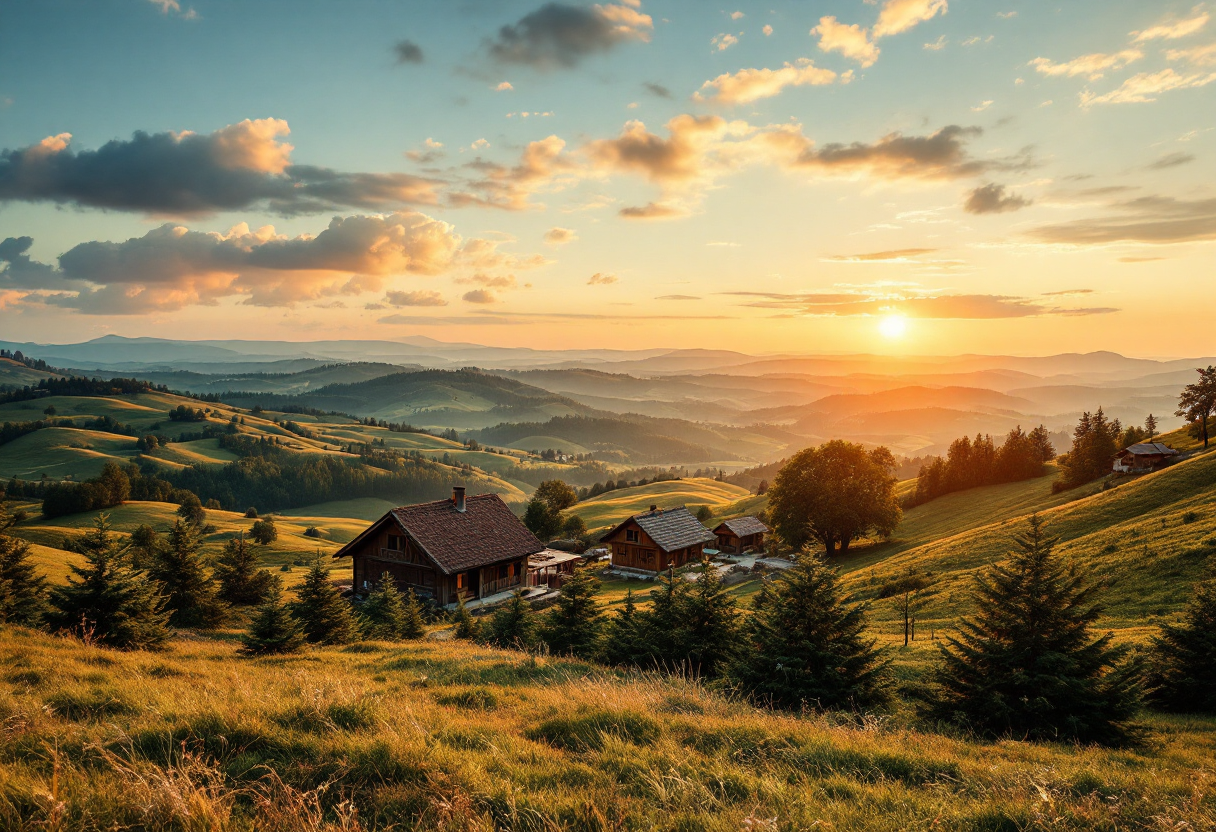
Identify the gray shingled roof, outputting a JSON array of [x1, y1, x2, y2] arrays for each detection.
[[1123, 443, 1177, 455], [716, 516, 769, 537], [629, 506, 715, 552]]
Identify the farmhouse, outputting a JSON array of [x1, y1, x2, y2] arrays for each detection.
[[333, 487, 544, 606], [713, 516, 769, 554], [1113, 442, 1178, 473], [600, 505, 715, 574]]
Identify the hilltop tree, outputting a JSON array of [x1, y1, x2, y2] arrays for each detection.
[[541, 567, 603, 659], [1144, 414, 1158, 442], [485, 590, 539, 649], [1057, 408, 1122, 490], [1176, 366, 1216, 449], [46, 515, 170, 650], [249, 517, 278, 545], [524, 479, 579, 542], [561, 513, 587, 541], [1147, 576, 1216, 714], [730, 551, 889, 711], [767, 440, 901, 554], [241, 574, 305, 655], [291, 556, 359, 644], [0, 504, 47, 627], [928, 515, 1142, 745], [150, 520, 228, 629], [176, 492, 206, 527], [214, 534, 273, 605], [360, 573, 413, 640], [95, 461, 131, 507]]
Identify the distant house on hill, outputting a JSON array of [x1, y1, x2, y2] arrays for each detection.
[[600, 505, 715, 574], [333, 487, 544, 606], [1113, 442, 1179, 474], [713, 516, 769, 554]]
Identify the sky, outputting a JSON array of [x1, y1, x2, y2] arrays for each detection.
[[1, 0, 1213, 357]]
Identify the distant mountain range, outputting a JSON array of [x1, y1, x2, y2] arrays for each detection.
[[2, 336, 1209, 461]]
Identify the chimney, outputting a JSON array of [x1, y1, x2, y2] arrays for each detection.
[[453, 486, 466, 512], [650, 504, 658, 512]]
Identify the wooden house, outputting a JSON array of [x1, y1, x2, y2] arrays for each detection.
[[333, 487, 544, 606], [600, 505, 715, 574], [1113, 442, 1178, 473], [528, 548, 583, 590], [712, 516, 769, 554]]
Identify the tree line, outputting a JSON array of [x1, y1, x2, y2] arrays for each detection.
[[908, 425, 1055, 507], [0, 375, 164, 405]]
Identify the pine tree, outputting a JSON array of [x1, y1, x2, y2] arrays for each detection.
[[150, 520, 228, 629], [637, 571, 686, 667], [485, 590, 538, 649], [730, 552, 889, 710], [291, 556, 359, 644], [214, 534, 272, 605], [400, 587, 427, 639], [928, 515, 1142, 744], [1147, 576, 1216, 713], [46, 515, 170, 650], [600, 589, 648, 667], [241, 574, 305, 655], [360, 572, 411, 639], [452, 593, 480, 640], [541, 567, 603, 658], [676, 560, 740, 678], [0, 505, 47, 626]]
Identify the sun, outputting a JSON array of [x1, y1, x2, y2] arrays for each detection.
[[878, 315, 908, 339]]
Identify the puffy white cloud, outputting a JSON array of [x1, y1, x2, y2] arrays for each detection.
[[587, 272, 617, 284], [811, 16, 879, 67], [543, 227, 577, 245], [694, 59, 839, 105], [1132, 9, 1209, 42], [1029, 50, 1143, 80], [384, 289, 447, 306], [873, 0, 948, 38], [712, 33, 739, 51], [1080, 68, 1216, 105]]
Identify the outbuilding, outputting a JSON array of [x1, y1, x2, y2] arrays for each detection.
[[712, 516, 769, 554], [1113, 442, 1178, 473], [600, 505, 715, 574]]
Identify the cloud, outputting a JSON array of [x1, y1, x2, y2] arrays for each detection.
[[643, 81, 672, 98], [724, 289, 1116, 318], [0, 119, 440, 216], [0, 236, 81, 291], [827, 248, 938, 262], [1029, 50, 1143, 80], [1148, 151, 1196, 169], [456, 272, 519, 290], [712, 33, 739, 51], [148, 0, 197, 19], [393, 40, 424, 64], [484, 2, 652, 69], [873, 0, 949, 38], [656, 294, 701, 300], [1132, 9, 1209, 42], [1026, 195, 1216, 245], [462, 289, 498, 304], [588, 272, 617, 285], [9, 211, 547, 314], [970, 99, 993, 111], [924, 35, 947, 50], [730, 11, 744, 20], [495, 81, 514, 91], [456, 134, 575, 210], [963, 183, 1032, 214], [544, 226, 577, 245], [1167, 41, 1216, 67], [812, 17, 879, 67], [1080, 68, 1216, 105], [789, 124, 1015, 181], [695, 59, 839, 105], [385, 289, 447, 306], [763, 24, 773, 36]]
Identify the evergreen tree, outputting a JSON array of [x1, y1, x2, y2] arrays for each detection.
[[241, 574, 305, 655], [291, 556, 359, 644], [360, 572, 411, 639], [150, 520, 228, 628], [928, 515, 1142, 744], [128, 524, 160, 570], [1147, 576, 1216, 713], [452, 593, 480, 640], [0, 505, 47, 626], [484, 590, 538, 649], [676, 560, 740, 678], [399, 587, 427, 639], [46, 515, 170, 650], [214, 534, 272, 605], [541, 567, 603, 658], [730, 552, 889, 710], [637, 571, 686, 667], [600, 589, 648, 667]]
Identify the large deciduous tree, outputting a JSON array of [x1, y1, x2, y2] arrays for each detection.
[[767, 440, 901, 554], [1176, 365, 1216, 449], [523, 479, 579, 542]]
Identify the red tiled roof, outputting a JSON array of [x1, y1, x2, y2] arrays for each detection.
[[388, 493, 544, 574]]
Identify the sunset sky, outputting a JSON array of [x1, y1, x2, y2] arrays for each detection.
[[2, 0, 1213, 356]]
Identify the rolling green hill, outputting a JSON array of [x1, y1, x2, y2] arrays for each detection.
[[569, 477, 752, 533]]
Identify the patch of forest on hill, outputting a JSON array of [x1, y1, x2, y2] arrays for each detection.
[[475, 414, 744, 464]]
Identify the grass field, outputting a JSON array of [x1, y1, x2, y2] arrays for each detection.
[[1, 626, 1213, 831], [569, 478, 752, 533]]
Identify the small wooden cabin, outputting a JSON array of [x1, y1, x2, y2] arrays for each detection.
[[1113, 442, 1178, 473], [712, 516, 769, 554], [600, 505, 715, 574], [528, 548, 583, 589], [333, 487, 544, 606]]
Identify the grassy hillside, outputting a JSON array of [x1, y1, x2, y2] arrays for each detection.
[[0, 626, 1211, 830], [0, 356, 63, 388], [570, 478, 752, 533]]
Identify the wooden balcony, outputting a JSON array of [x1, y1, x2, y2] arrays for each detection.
[[480, 574, 523, 597]]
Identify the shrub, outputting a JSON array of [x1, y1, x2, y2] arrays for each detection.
[[250, 517, 278, 545]]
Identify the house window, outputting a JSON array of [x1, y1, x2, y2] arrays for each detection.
[[457, 573, 466, 589], [626, 529, 640, 543], [387, 534, 404, 551]]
